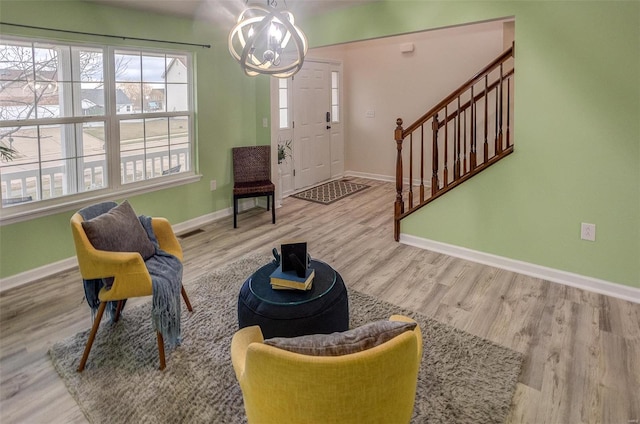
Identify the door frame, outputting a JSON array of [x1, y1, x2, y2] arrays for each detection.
[[270, 57, 344, 206]]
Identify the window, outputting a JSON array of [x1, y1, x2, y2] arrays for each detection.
[[0, 37, 194, 215], [331, 71, 339, 123], [278, 78, 288, 129]]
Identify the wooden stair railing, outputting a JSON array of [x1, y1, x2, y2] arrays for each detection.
[[394, 45, 515, 241]]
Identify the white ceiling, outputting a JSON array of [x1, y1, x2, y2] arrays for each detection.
[[84, 0, 375, 23]]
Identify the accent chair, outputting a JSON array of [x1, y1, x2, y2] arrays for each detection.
[[70, 201, 193, 372], [232, 145, 276, 228], [231, 315, 423, 424]]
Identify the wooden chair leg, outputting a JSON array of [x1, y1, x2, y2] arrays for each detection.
[[78, 301, 106, 372], [271, 193, 276, 224], [181, 285, 193, 312], [113, 300, 124, 322], [233, 196, 238, 228], [157, 331, 166, 370]]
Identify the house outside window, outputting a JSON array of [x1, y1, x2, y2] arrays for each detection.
[[0, 37, 195, 215]]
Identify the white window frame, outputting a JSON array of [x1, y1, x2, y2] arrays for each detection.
[[0, 36, 199, 225]]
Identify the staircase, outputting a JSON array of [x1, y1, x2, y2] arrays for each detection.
[[393, 45, 515, 241]]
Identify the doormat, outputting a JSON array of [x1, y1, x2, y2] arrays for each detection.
[[292, 180, 369, 205]]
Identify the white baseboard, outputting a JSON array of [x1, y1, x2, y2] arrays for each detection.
[[0, 200, 260, 293], [400, 233, 640, 304], [171, 209, 227, 235], [345, 170, 394, 183], [0, 256, 79, 293], [345, 171, 430, 189]]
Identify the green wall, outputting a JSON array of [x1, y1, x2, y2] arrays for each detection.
[[302, 1, 640, 287], [0, 0, 261, 278], [1, 1, 639, 289]]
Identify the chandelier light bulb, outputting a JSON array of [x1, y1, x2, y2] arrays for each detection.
[[228, 4, 308, 78]]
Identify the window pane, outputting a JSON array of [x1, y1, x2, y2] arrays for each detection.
[[116, 83, 140, 113], [80, 84, 105, 116], [0, 43, 36, 121], [121, 148, 145, 183], [331, 71, 339, 123], [114, 52, 141, 82], [0, 124, 39, 201], [32, 45, 60, 120], [142, 54, 165, 83], [81, 122, 107, 191], [168, 116, 189, 151], [166, 83, 188, 112], [279, 109, 288, 129], [166, 55, 188, 83], [83, 152, 107, 191], [168, 141, 189, 174], [78, 48, 104, 82], [278, 78, 288, 129], [120, 119, 144, 152], [81, 122, 106, 156], [145, 88, 163, 113]]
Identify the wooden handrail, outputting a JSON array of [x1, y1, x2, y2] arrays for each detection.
[[403, 45, 514, 136], [393, 45, 515, 241]]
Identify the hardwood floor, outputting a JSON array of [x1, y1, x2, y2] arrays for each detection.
[[1, 178, 638, 423]]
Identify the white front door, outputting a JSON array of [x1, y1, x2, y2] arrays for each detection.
[[292, 61, 332, 190]]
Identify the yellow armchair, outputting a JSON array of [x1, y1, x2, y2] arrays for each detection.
[[71, 201, 192, 372], [231, 315, 423, 424]]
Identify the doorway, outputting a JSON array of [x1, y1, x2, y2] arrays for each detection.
[[272, 59, 344, 198]]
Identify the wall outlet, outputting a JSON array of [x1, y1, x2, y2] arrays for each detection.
[[262, 117, 268, 128], [210, 180, 217, 191], [580, 222, 596, 241]]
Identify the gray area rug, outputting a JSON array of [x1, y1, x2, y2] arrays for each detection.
[[291, 179, 369, 204], [49, 252, 523, 424]]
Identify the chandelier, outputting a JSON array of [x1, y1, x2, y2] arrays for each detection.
[[228, 1, 308, 78]]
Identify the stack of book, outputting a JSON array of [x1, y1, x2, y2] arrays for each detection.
[[270, 265, 315, 290], [270, 240, 314, 290]]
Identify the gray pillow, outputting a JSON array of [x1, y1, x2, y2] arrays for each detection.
[[264, 320, 417, 356], [81, 200, 155, 260]]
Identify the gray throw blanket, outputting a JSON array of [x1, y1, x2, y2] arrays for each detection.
[[82, 216, 183, 347]]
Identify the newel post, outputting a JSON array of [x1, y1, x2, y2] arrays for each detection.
[[394, 118, 405, 242]]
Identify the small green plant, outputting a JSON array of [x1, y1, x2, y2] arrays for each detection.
[[277, 138, 292, 164], [0, 145, 17, 162]]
